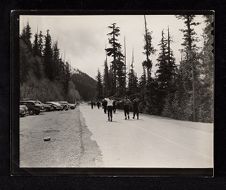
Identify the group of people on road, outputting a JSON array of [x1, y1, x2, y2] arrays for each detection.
[[90, 96, 140, 122], [90, 100, 101, 109]]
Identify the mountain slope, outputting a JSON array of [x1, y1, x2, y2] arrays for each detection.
[[71, 69, 97, 101], [20, 38, 96, 102]]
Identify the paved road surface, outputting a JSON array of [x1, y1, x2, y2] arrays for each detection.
[[20, 104, 213, 168], [80, 104, 213, 168]]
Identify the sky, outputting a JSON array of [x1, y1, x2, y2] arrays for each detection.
[[20, 15, 206, 79]]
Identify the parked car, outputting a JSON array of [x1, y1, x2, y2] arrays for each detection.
[[34, 100, 47, 112], [46, 102, 63, 111], [68, 103, 76, 109], [41, 103, 54, 111], [20, 101, 41, 115], [35, 100, 54, 112], [58, 101, 70, 110], [20, 105, 28, 117]]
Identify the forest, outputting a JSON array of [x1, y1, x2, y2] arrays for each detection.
[[95, 15, 213, 122], [20, 23, 97, 103]]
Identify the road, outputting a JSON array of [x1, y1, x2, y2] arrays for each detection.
[[20, 104, 213, 168], [80, 104, 213, 168]]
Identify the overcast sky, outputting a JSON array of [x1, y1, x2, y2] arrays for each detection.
[[20, 15, 206, 79]]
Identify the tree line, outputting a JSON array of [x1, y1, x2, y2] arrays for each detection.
[[96, 15, 213, 122], [20, 22, 96, 102], [21, 23, 71, 94]]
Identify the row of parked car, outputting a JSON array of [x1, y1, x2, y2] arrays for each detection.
[[19, 100, 77, 117]]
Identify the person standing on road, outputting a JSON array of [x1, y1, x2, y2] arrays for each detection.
[[102, 98, 107, 114], [123, 96, 132, 120], [91, 101, 94, 109], [105, 97, 114, 122], [132, 97, 140, 120], [97, 101, 101, 109], [113, 100, 117, 113]]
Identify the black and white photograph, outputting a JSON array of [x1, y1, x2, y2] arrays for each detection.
[[17, 13, 214, 172]]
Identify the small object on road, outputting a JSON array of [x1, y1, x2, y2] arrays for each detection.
[[43, 136, 51, 141]]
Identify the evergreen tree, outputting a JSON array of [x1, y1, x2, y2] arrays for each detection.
[[96, 69, 103, 99], [128, 50, 138, 95], [32, 32, 39, 56], [196, 15, 214, 122], [156, 29, 177, 114], [108, 65, 114, 96], [52, 41, 60, 79], [43, 30, 54, 80], [140, 16, 156, 114], [155, 30, 168, 113], [21, 22, 32, 49], [116, 47, 126, 97], [105, 23, 124, 96], [64, 61, 71, 96], [58, 58, 65, 84], [156, 30, 168, 84], [143, 15, 156, 82], [138, 74, 146, 90], [166, 27, 177, 82], [123, 37, 127, 89], [161, 28, 177, 116], [103, 56, 110, 97], [175, 15, 200, 121], [38, 31, 44, 56]]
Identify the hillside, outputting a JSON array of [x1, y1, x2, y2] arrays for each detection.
[[20, 38, 96, 102]]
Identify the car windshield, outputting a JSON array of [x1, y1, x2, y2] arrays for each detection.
[[59, 101, 68, 104], [51, 102, 61, 106]]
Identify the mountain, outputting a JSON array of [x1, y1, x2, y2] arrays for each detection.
[[71, 69, 97, 101]]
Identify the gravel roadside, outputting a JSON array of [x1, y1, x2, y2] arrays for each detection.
[[20, 107, 102, 167]]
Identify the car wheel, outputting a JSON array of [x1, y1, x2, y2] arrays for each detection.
[[35, 111, 40, 115], [29, 110, 34, 115]]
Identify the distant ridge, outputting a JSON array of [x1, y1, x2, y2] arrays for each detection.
[[71, 69, 97, 101]]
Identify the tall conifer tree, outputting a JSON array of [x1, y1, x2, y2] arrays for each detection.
[[103, 55, 110, 97], [53, 41, 60, 79], [128, 49, 138, 95], [32, 32, 39, 56], [196, 15, 214, 122], [143, 15, 156, 82], [156, 29, 177, 114], [176, 15, 200, 121], [21, 22, 32, 49], [38, 31, 43, 56], [43, 29, 54, 80], [96, 69, 103, 99], [105, 23, 124, 96]]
